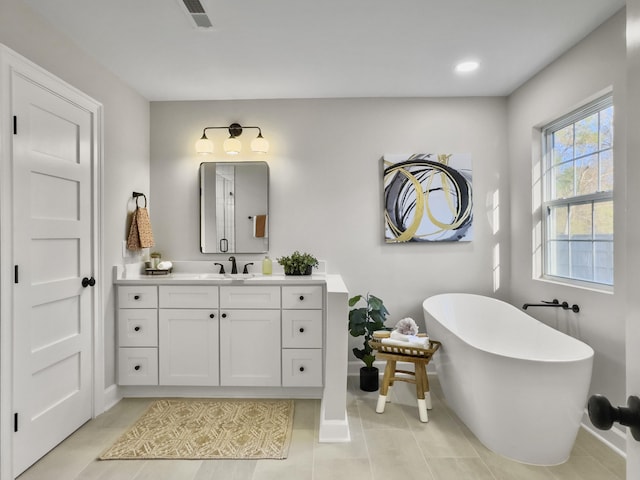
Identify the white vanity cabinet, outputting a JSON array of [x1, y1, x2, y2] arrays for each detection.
[[115, 269, 350, 444], [281, 286, 323, 387], [219, 286, 281, 386], [117, 286, 159, 385], [158, 286, 219, 386], [116, 280, 325, 390]]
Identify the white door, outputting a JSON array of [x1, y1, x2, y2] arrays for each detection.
[[11, 72, 95, 476], [628, 2, 640, 478]]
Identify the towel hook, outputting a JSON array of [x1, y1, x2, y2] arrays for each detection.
[[132, 191, 147, 208]]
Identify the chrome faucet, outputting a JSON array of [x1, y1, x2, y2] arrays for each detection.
[[228, 256, 238, 274]]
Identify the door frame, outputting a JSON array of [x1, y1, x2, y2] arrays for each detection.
[[0, 44, 103, 480]]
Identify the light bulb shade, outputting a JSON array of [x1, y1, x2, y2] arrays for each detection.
[[250, 135, 269, 154], [223, 136, 242, 155], [195, 137, 214, 154]]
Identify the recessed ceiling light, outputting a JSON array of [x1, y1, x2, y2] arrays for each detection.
[[455, 61, 480, 73]]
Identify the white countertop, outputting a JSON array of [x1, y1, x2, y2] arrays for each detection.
[[113, 264, 346, 291]]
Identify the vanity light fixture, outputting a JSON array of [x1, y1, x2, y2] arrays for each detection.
[[195, 123, 269, 155]]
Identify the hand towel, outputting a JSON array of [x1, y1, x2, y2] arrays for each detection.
[[127, 207, 155, 250], [253, 214, 268, 238]]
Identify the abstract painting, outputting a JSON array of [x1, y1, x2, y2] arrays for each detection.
[[383, 153, 473, 243]]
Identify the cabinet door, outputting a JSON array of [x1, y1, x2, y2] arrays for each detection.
[[220, 309, 281, 386], [158, 309, 219, 386]]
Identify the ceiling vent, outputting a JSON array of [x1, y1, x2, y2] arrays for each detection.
[[179, 0, 213, 29]]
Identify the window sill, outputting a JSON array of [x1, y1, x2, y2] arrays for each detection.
[[536, 275, 613, 295]]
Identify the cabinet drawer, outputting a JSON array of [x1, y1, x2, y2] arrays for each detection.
[[282, 349, 323, 387], [118, 309, 158, 347], [220, 286, 280, 309], [118, 286, 157, 309], [118, 347, 158, 385], [159, 285, 218, 308], [282, 285, 323, 309], [282, 310, 322, 348]]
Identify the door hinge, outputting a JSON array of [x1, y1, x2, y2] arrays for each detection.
[[14, 413, 18, 433], [14, 265, 18, 284], [13, 116, 17, 135]]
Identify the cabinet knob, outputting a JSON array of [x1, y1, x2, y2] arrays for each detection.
[[134, 326, 141, 332], [299, 295, 304, 301], [299, 327, 305, 333], [299, 366, 305, 372], [134, 295, 140, 300], [221, 313, 227, 318], [134, 365, 141, 371], [209, 313, 215, 319]]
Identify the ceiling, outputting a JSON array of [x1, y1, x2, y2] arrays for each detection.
[[23, 0, 625, 101]]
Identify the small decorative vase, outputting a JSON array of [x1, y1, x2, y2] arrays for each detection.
[[359, 366, 379, 392]]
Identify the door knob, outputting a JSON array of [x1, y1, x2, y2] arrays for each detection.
[[82, 276, 96, 288], [588, 394, 640, 441]]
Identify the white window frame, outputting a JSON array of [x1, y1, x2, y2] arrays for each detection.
[[541, 94, 614, 288]]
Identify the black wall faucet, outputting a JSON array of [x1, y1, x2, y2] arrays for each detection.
[[229, 256, 238, 274]]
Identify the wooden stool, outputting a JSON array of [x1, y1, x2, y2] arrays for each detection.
[[370, 335, 441, 423]]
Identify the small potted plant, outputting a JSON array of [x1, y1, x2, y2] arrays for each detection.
[[348, 293, 389, 391], [276, 251, 319, 275]]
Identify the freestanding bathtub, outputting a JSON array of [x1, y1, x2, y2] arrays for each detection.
[[422, 293, 594, 466]]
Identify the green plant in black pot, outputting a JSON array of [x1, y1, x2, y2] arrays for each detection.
[[348, 293, 389, 391], [277, 251, 319, 275]]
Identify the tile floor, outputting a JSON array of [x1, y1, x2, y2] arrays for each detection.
[[18, 376, 625, 480]]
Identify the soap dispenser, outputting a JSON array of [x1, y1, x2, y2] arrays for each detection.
[[262, 255, 272, 275]]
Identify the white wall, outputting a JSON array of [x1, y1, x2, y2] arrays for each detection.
[[0, 0, 151, 391], [3, 0, 627, 457], [507, 10, 627, 448], [150, 97, 509, 352]]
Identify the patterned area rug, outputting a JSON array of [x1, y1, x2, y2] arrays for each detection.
[[99, 398, 294, 460]]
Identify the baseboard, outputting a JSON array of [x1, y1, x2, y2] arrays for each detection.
[[581, 410, 626, 457], [102, 384, 123, 412]]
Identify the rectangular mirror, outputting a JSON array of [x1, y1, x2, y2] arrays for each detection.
[[200, 161, 269, 253]]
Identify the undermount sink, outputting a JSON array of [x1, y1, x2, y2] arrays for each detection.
[[225, 273, 255, 280], [168, 272, 257, 281], [197, 273, 228, 280], [169, 273, 227, 280]]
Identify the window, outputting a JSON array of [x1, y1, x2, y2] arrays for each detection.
[[542, 95, 613, 286]]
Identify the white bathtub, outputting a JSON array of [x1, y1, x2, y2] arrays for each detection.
[[422, 293, 594, 466]]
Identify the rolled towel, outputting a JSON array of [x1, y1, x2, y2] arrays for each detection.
[[156, 261, 173, 270], [390, 331, 429, 347], [381, 336, 429, 349], [390, 330, 412, 342], [373, 330, 391, 339]]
